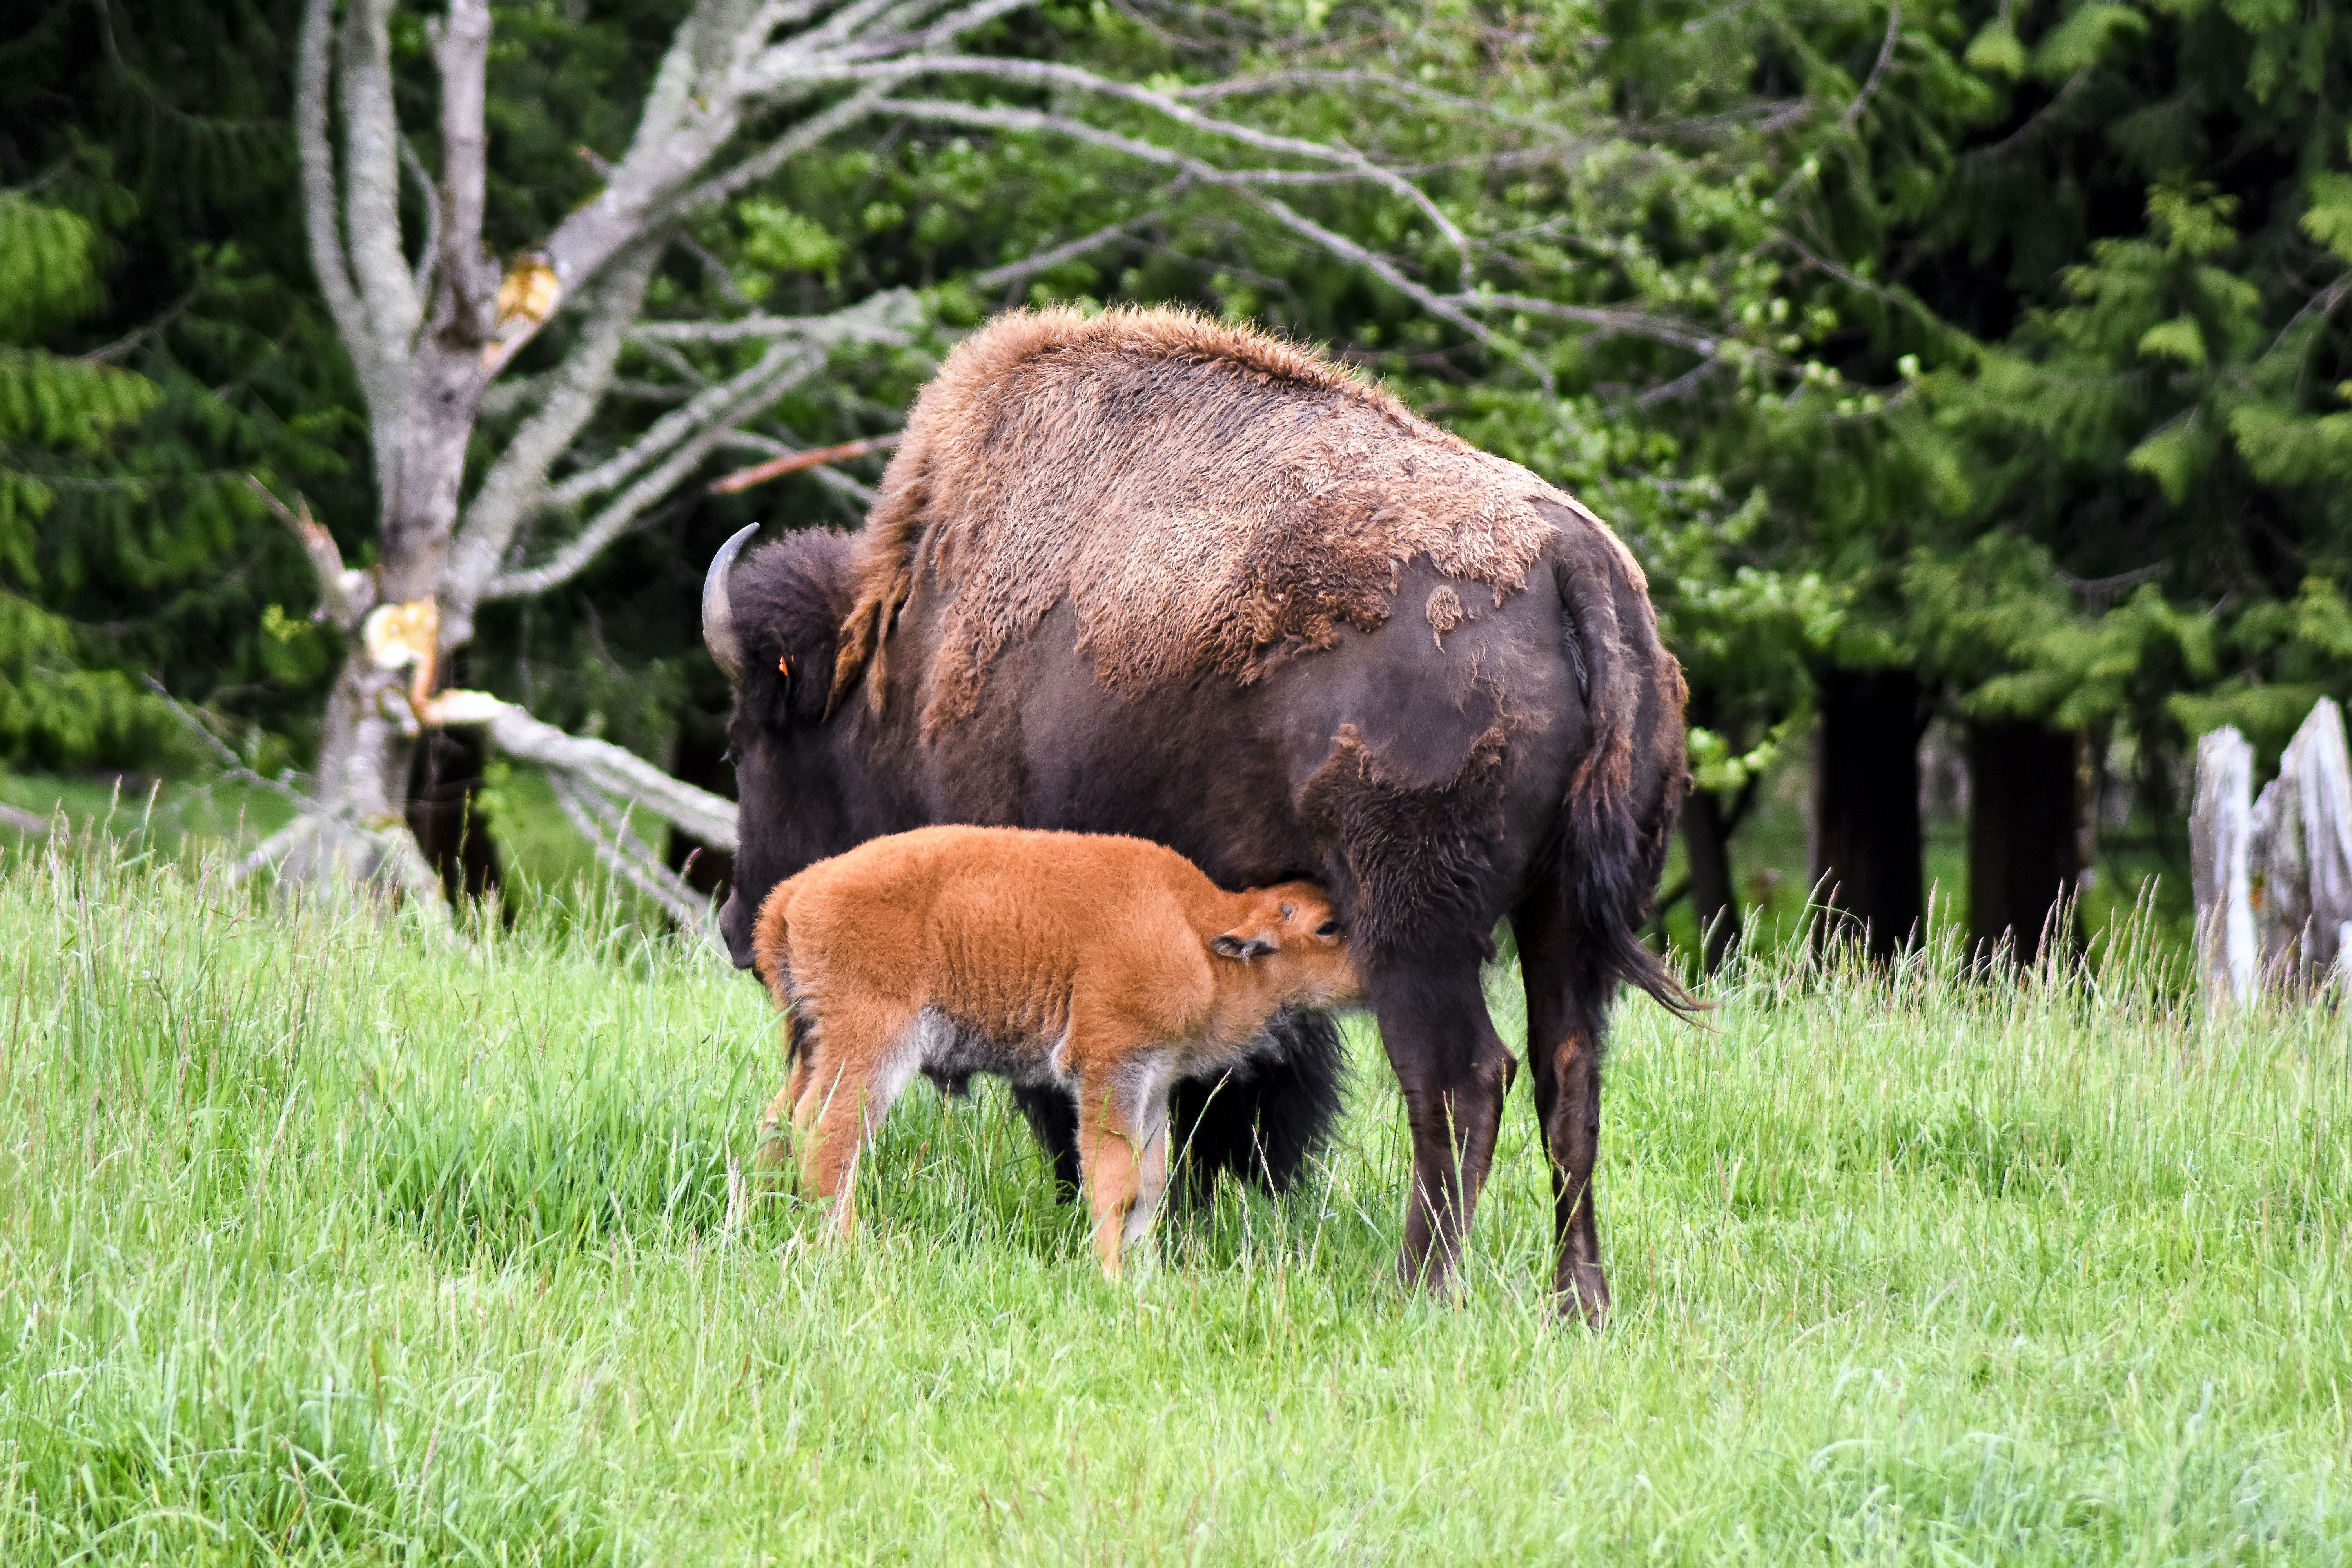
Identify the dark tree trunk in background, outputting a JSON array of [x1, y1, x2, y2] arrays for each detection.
[[1965, 720, 2083, 965], [1813, 667, 1925, 959], [407, 723, 503, 903], [1682, 789, 1741, 972]]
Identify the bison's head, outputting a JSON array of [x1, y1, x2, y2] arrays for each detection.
[[704, 523, 860, 967]]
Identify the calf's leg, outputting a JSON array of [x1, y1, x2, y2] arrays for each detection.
[[792, 1011, 916, 1243], [753, 1053, 812, 1176], [1369, 959, 1519, 1295], [1513, 881, 1616, 1327], [1075, 1068, 1171, 1279]]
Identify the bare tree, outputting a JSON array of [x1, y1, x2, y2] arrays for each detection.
[[270, 0, 1718, 892]]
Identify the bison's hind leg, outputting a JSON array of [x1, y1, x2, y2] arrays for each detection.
[[1512, 875, 1616, 1327]]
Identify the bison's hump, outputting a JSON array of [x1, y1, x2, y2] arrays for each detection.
[[839, 305, 1592, 730]]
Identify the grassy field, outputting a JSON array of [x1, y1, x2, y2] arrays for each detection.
[[2, 835, 2347, 1564]]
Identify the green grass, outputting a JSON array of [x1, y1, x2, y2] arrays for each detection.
[[2, 835, 2348, 1564]]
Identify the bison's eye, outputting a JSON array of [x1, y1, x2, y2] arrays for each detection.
[[1316, 920, 1339, 938], [1279, 903, 1295, 920]]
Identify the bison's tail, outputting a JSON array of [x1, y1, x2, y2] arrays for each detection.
[[1548, 515, 1702, 1020]]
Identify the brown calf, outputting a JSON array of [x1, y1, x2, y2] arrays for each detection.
[[751, 825, 1360, 1274]]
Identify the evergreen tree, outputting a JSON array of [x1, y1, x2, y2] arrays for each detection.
[[0, 0, 368, 776], [0, 186, 164, 768]]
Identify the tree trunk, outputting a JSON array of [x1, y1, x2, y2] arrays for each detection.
[[2250, 698, 2352, 987], [408, 723, 503, 903], [1813, 666, 1924, 959], [1965, 720, 2083, 966], [292, 332, 488, 892], [2191, 725, 2258, 1005], [1682, 788, 1741, 973]]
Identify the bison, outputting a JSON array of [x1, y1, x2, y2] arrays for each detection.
[[704, 306, 1688, 1321], [750, 825, 1361, 1275]]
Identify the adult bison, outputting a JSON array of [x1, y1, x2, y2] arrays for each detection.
[[704, 306, 1689, 1320]]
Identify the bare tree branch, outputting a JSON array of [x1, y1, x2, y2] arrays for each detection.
[[336, 0, 421, 361], [1448, 290, 1722, 354], [479, 370, 550, 419], [721, 431, 882, 506], [681, 81, 896, 212], [433, 0, 497, 336], [398, 134, 441, 305], [295, 0, 377, 407], [972, 216, 1149, 290], [445, 238, 665, 635], [538, 287, 917, 513], [549, 773, 719, 934], [545, 337, 820, 511], [472, 702, 739, 847], [708, 433, 904, 494], [861, 95, 1544, 385], [247, 475, 375, 630], [483, 354, 820, 604], [629, 311, 870, 344], [1240, 191, 1555, 395], [810, 55, 1473, 266], [1837, 4, 1901, 136], [140, 675, 314, 814]]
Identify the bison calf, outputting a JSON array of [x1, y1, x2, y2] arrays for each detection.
[[751, 825, 1360, 1275]]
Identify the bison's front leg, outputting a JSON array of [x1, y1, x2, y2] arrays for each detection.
[[1368, 960, 1519, 1295]]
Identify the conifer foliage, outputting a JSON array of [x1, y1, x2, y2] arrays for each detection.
[[0, 188, 162, 768]]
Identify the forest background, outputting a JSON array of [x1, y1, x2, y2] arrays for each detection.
[[6, 0, 2351, 971]]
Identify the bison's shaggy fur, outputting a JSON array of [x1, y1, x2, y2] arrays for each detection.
[[835, 306, 1595, 731]]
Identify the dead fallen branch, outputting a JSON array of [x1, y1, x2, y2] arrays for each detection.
[[0, 802, 50, 837], [422, 691, 739, 851]]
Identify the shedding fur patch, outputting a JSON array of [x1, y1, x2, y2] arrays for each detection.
[[1425, 584, 1464, 646], [835, 307, 1572, 729]]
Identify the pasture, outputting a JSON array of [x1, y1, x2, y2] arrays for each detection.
[[3, 835, 2347, 1564]]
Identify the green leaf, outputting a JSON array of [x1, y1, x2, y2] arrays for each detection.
[[2299, 172, 2352, 264], [2029, 4, 2151, 80], [0, 194, 101, 343], [2227, 399, 2352, 486], [2125, 415, 2216, 503], [2135, 317, 2206, 366], [1965, 18, 2027, 78]]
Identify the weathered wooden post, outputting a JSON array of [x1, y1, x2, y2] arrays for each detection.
[[2252, 699, 2352, 987], [2190, 726, 2256, 1005]]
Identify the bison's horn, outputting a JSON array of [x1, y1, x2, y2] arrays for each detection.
[[701, 523, 759, 686]]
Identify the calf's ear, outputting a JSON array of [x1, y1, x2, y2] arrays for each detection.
[[1210, 931, 1277, 960]]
